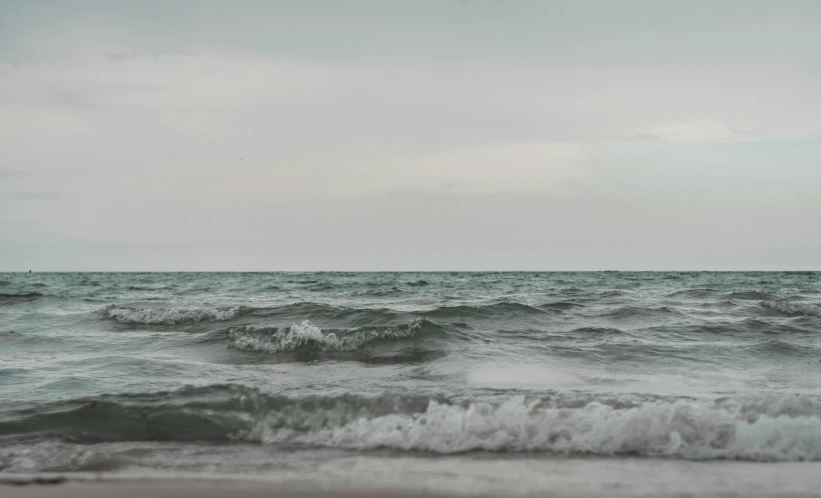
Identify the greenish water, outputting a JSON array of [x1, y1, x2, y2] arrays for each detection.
[[1, 271, 821, 472]]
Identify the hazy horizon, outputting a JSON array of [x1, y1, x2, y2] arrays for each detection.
[[2, 0, 819, 271]]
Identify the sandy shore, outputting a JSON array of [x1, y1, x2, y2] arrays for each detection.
[[1, 478, 465, 498], [6, 457, 821, 498], [3, 478, 821, 498]]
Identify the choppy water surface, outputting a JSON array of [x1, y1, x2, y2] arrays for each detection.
[[1, 272, 821, 474]]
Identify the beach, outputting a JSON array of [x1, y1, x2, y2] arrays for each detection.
[[5, 458, 821, 497]]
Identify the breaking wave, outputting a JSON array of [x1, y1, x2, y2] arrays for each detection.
[[96, 300, 568, 327], [227, 319, 436, 353], [5, 385, 821, 463], [761, 300, 821, 318], [102, 305, 248, 325]]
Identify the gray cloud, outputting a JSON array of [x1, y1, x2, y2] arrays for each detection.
[[0, 0, 819, 270], [2, 1, 820, 65], [4, 192, 62, 201], [0, 169, 22, 178]]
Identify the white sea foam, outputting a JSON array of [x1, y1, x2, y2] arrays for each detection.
[[467, 363, 580, 389], [229, 319, 424, 352], [762, 300, 821, 317], [103, 305, 245, 324], [248, 393, 821, 460]]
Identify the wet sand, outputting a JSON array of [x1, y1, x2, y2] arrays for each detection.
[[1, 482, 461, 498], [6, 459, 821, 498]]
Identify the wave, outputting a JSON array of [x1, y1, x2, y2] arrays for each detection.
[[666, 289, 717, 299], [125, 285, 172, 291], [102, 305, 248, 325], [422, 302, 550, 319], [570, 326, 625, 335], [305, 283, 336, 292], [98, 301, 565, 327], [727, 291, 777, 301], [226, 319, 437, 353], [595, 290, 628, 298], [95, 298, 819, 331], [5, 386, 821, 462], [260, 303, 404, 326], [557, 287, 585, 296], [354, 287, 406, 297], [0, 292, 44, 304], [599, 305, 682, 319], [658, 319, 804, 338], [541, 301, 585, 311], [761, 300, 821, 318], [746, 338, 812, 358], [0, 330, 59, 344]]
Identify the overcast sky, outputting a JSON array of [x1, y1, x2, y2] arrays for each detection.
[[1, 0, 819, 270]]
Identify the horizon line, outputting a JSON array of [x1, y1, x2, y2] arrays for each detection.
[[2, 269, 819, 273]]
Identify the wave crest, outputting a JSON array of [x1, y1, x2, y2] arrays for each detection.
[[228, 319, 430, 353], [761, 300, 821, 318], [0, 292, 44, 304], [102, 305, 247, 325], [666, 289, 717, 299], [423, 302, 548, 319], [599, 305, 681, 319], [6, 386, 821, 462]]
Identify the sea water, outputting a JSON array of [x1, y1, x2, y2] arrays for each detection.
[[2, 272, 821, 494]]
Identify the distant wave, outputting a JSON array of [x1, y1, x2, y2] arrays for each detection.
[[422, 302, 550, 319], [598, 305, 682, 319], [761, 300, 821, 318], [264, 302, 401, 321], [746, 338, 812, 358], [96, 300, 570, 327], [0, 292, 44, 304], [666, 289, 718, 299], [305, 283, 336, 292], [570, 326, 625, 335], [227, 319, 436, 353], [727, 291, 777, 301], [97, 302, 407, 327], [125, 285, 172, 291], [595, 290, 628, 298], [666, 290, 780, 301], [0, 330, 60, 345], [6, 385, 821, 463], [102, 305, 248, 325], [541, 301, 585, 311], [353, 287, 406, 298]]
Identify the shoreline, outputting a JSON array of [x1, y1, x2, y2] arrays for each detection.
[[0, 475, 466, 498], [6, 458, 821, 498], [0, 482, 460, 498]]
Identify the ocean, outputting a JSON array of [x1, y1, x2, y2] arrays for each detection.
[[2, 271, 821, 495]]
